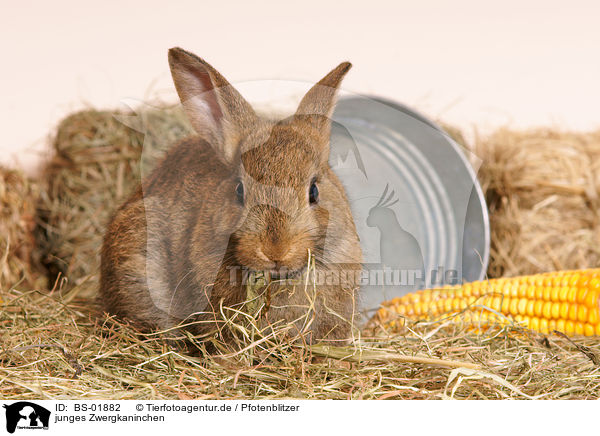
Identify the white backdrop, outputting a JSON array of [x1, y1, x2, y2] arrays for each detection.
[[2, 0, 600, 173]]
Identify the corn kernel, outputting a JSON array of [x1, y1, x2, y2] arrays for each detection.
[[436, 299, 444, 312], [491, 297, 501, 312], [501, 298, 510, 313], [518, 284, 528, 298], [481, 295, 492, 307], [550, 286, 560, 302], [535, 285, 544, 300], [584, 323, 595, 337], [577, 287, 589, 304], [540, 318, 549, 334], [584, 290, 598, 308], [517, 298, 528, 315], [452, 298, 461, 311], [463, 283, 472, 295], [443, 299, 453, 313], [415, 302, 424, 316], [577, 305, 588, 323], [542, 301, 553, 319], [534, 300, 544, 317], [569, 304, 579, 321], [509, 299, 519, 316], [567, 287, 577, 303], [526, 300, 536, 317], [569, 275, 580, 287], [589, 308, 599, 325], [558, 286, 569, 302], [543, 287, 551, 301]]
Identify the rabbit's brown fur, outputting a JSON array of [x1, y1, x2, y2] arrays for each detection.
[[100, 48, 362, 344]]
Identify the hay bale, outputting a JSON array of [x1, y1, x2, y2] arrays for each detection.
[[0, 167, 40, 291], [36, 106, 192, 291], [474, 128, 600, 277]]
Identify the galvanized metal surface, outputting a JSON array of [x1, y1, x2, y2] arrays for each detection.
[[330, 96, 490, 317]]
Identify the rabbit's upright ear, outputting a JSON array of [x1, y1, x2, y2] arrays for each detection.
[[168, 47, 256, 163], [295, 62, 351, 145]]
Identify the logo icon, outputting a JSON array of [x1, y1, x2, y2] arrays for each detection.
[[3, 402, 50, 434]]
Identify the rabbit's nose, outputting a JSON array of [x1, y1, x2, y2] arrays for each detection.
[[261, 245, 291, 267]]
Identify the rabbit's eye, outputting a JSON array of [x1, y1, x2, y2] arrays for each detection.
[[235, 181, 244, 204], [309, 181, 319, 204]]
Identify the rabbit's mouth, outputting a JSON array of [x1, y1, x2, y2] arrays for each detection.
[[264, 266, 307, 282]]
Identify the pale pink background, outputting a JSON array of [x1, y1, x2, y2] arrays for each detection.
[[2, 0, 599, 173]]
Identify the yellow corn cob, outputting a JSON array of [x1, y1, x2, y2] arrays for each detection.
[[372, 269, 600, 336]]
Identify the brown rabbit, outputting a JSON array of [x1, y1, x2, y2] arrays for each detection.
[[99, 47, 362, 344]]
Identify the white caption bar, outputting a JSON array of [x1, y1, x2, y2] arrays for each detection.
[[0, 400, 587, 435]]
